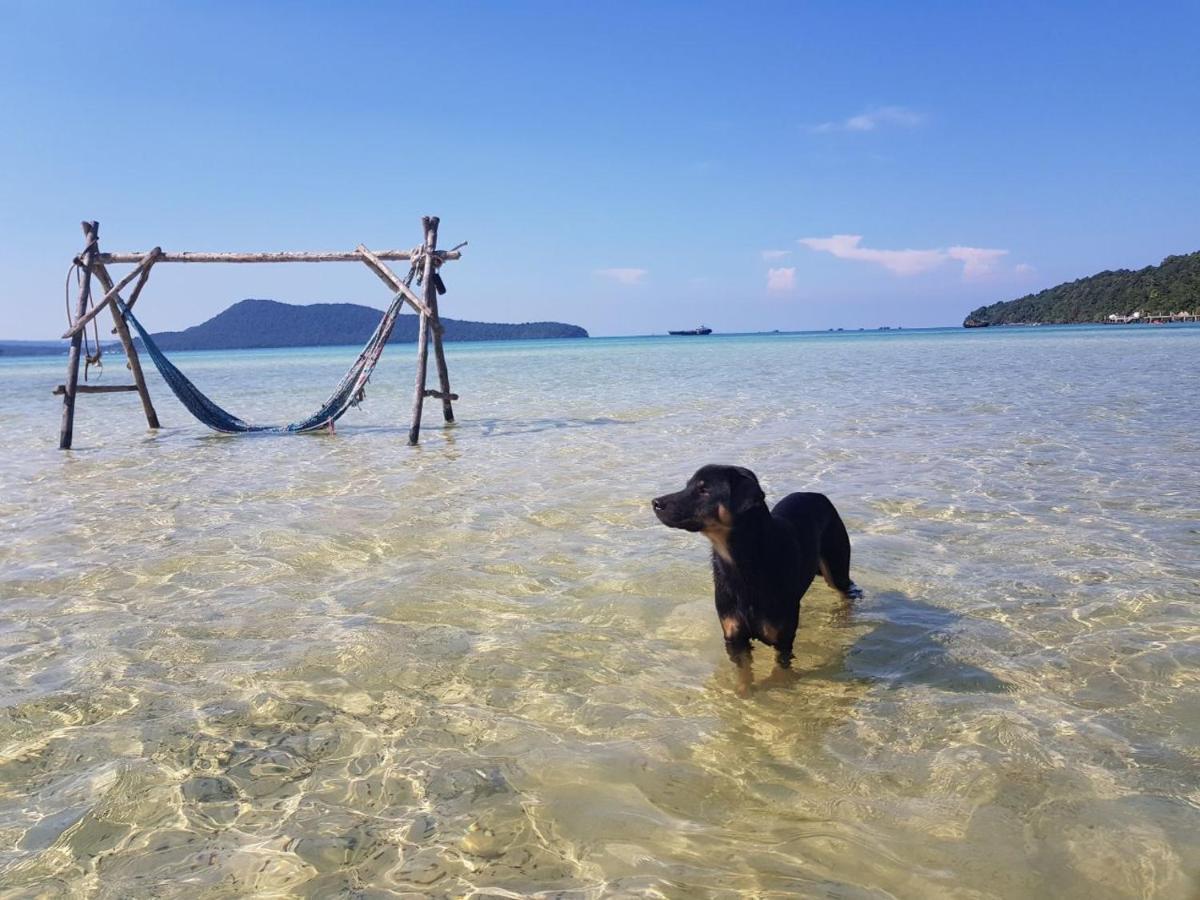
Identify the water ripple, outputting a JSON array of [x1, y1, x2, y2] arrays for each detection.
[[1, 329, 1198, 897]]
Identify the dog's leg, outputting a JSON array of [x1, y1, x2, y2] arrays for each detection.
[[762, 624, 798, 687], [730, 647, 754, 697], [774, 636, 794, 670], [721, 616, 754, 697]]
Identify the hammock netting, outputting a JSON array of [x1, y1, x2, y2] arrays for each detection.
[[117, 289, 408, 433]]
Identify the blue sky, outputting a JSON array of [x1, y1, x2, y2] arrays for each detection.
[[2, 1, 1197, 338]]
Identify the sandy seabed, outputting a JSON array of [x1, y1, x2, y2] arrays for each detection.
[[1, 327, 1197, 898]]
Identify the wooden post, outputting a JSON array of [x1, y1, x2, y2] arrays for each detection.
[[408, 216, 445, 444], [423, 217, 456, 423], [59, 222, 99, 449], [91, 259, 161, 430], [408, 311, 431, 445]]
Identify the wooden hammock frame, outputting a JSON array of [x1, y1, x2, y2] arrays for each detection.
[[57, 216, 463, 449]]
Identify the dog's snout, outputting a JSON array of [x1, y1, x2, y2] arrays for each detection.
[[652, 497, 665, 511]]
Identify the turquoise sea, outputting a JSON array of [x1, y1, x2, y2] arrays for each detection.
[[1, 325, 1198, 897]]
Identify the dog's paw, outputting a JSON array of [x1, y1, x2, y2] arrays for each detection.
[[844, 582, 864, 600], [733, 676, 754, 698], [762, 667, 798, 688]]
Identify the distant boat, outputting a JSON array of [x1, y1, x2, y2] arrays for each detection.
[[668, 325, 713, 335]]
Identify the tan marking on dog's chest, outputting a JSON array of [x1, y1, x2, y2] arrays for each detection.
[[704, 526, 733, 564], [720, 615, 743, 640], [704, 504, 735, 564]]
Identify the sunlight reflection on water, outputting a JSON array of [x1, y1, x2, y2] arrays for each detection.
[[1, 327, 1198, 897]]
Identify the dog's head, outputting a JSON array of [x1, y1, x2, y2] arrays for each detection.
[[652, 464, 767, 533]]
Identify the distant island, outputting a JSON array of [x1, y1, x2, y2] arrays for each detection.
[[148, 299, 588, 350], [0, 340, 81, 357], [964, 251, 1200, 327], [3, 300, 588, 357]]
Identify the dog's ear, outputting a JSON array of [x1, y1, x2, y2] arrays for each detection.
[[730, 467, 766, 513]]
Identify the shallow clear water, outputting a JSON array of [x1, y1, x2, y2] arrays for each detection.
[[1, 326, 1197, 898]]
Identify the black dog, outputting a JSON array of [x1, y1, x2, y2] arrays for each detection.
[[652, 464, 861, 694]]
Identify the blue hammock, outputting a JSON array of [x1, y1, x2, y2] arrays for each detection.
[[118, 290, 408, 433]]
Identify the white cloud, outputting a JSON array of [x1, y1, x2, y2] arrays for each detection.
[[798, 234, 945, 276], [595, 267, 647, 285], [798, 234, 1008, 280], [811, 105, 924, 134], [947, 246, 1009, 280], [1015, 262, 1035, 275], [761, 249, 792, 261], [766, 267, 796, 293]]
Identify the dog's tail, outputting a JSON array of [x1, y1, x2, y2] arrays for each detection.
[[818, 505, 859, 599]]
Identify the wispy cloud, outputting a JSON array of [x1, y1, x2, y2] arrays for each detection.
[[798, 235, 944, 276], [811, 105, 924, 134], [1014, 262, 1035, 276], [595, 267, 647, 285], [798, 234, 1008, 280], [761, 249, 792, 261], [766, 267, 796, 293], [946, 246, 1009, 280]]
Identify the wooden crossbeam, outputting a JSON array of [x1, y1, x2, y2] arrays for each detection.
[[53, 384, 139, 395], [94, 249, 462, 264], [62, 248, 159, 338], [121, 254, 156, 315], [355, 245, 433, 318], [423, 389, 459, 400]]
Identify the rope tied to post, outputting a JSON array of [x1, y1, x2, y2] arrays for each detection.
[[410, 245, 427, 286], [63, 260, 103, 381]]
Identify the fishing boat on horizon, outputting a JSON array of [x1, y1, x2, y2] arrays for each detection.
[[668, 325, 713, 335]]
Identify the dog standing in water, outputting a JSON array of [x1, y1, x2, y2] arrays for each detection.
[[652, 464, 862, 696]]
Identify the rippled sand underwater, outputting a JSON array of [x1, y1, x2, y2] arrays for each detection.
[[1, 326, 1198, 898]]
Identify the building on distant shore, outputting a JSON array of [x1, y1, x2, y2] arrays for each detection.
[[1107, 309, 1198, 324]]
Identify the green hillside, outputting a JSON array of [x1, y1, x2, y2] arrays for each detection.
[[963, 251, 1200, 326], [147, 299, 588, 350]]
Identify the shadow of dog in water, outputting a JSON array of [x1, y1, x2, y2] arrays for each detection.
[[745, 587, 1011, 697], [837, 589, 1011, 694]]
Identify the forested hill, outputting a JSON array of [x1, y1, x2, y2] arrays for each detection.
[[0, 340, 72, 357], [963, 251, 1200, 326], [148, 299, 588, 350]]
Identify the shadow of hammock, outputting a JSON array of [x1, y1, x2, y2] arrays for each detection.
[[171, 416, 633, 442], [184, 424, 403, 441], [467, 416, 633, 437]]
